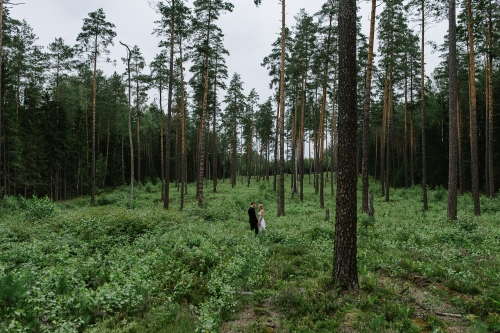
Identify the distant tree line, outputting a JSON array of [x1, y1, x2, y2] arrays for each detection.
[[0, 0, 498, 219]]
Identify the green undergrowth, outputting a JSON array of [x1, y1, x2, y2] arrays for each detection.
[[1, 177, 499, 332]]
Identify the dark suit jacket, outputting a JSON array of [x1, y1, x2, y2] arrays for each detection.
[[248, 206, 258, 224]]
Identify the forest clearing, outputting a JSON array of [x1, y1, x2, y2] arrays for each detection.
[[1, 178, 499, 332]]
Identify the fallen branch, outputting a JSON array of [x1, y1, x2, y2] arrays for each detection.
[[436, 312, 462, 318]]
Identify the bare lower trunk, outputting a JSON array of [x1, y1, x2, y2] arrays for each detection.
[[362, 0, 376, 212], [467, 0, 480, 215]]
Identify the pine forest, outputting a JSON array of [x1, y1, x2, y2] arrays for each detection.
[[1, 0, 500, 331]]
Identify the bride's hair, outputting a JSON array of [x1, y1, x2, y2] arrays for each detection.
[[258, 204, 263, 211]]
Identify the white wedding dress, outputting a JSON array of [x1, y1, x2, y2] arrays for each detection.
[[258, 210, 266, 232]]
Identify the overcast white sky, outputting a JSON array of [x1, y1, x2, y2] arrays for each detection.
[[9, 0, 447, 106]]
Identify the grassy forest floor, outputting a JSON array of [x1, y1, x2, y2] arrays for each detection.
[[1, 175, 500, 332]]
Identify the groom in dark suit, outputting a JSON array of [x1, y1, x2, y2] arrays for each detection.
[[248, 202, 259, 235]]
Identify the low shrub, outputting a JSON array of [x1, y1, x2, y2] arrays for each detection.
[[22, 195, 56, 220]]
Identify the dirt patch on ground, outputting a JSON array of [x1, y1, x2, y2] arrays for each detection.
[[221, 297, 282, 333], [380, 274, 468, 332]]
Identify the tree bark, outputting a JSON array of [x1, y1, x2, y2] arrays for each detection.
[[362, 0, 376, 213], [164, 1, 175, 209], [333, 0, 358, 290], [319, 12, 333, 209], [278, 0, 286, 217], [91, 35, 98, 206], [487, 5, 494, 198], [0, 0, 3, 198], [420, 1, 428, 211], [197, 6, 212, 208], [179, 39, 187, 211], [466, 0, 480, 215], [299, 49, 307, 202], [212, 49, 219, 193], [120, 42, 134, 208], [404, 63, 409, 190]]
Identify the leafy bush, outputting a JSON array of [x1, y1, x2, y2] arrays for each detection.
[[433, 186, 447, 202], [0, 271, 30, 310], [0, 195, 21, 212], [144, 181, 159, 193], [22, 195, 56, 220], [96, 194, 118, 206]]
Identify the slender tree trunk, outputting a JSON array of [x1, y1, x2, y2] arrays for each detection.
[[404, 65, 409, 189], [380, 71, 388, 195], [103, 119, 110, 189], [374, 129, 378, 181], [160, 89, 165, 200], [362, 0, 376, 212], [385, 53, 394, 203], [278, 0, 286, 216], [487, 7, 494, 198], [385, 42, 394, 202], [299, 55, 306, 201], [334, 0, 358, 290], [120, 42, 134, 208], [485, 60, 489, 195], [212, 52, 219, 193], [197, 6, 212, 208], [319, 12, 333, 209], [0, 0, 3, 199], [291, 96, 297, 197], [467, 0, 480, 215], [410, 67, 415, 186], [232, 101, 237, 188], [91, 36, 98, 206], [164, 2, 175, 208], [135, 71, 142, 185], [457, 99, 463, 195], [274, 96, 279, 192], [420, 1, 428, 211], [179, 39, 187, 211], [331, 80, 337, 196], [247, 105, 254, 187]]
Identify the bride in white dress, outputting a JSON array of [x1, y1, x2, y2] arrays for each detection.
[[258, 204, 266, 232]]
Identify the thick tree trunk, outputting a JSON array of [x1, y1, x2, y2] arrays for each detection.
[[362, 0, 376, 212], [467, 0, 480, 215], [333, 0, 358, 290]]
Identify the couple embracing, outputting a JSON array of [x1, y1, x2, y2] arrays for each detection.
[[248, 202, 266, 235]]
